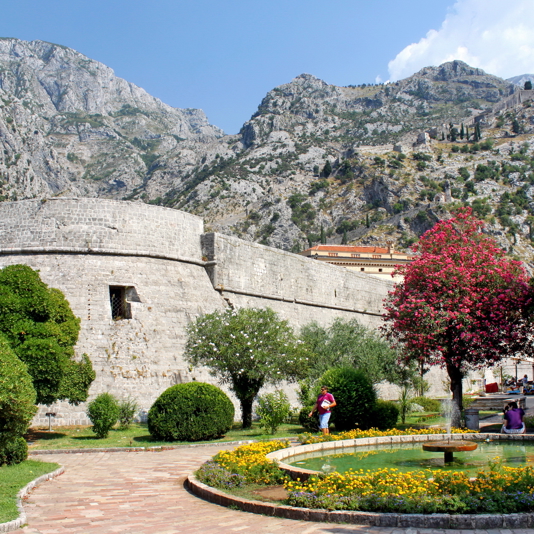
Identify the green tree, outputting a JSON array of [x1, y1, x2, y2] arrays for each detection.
[[185, 307, 310, 428], [474, 122, 481, 142], [300, 318, 407, 385], [525, 81, 533, 90], [0, 265, 95, 405], [322, 160, 332, 178]]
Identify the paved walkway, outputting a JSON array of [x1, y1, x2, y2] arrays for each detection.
[[9, 441, 534, 534]]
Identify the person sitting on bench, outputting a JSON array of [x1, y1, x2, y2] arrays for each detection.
[[502, 402, 526, 434]]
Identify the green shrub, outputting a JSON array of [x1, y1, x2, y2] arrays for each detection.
[[412, 396, 441, 412], [148, 382, 234, 441], [0, 436, 28, 465], [256, 390, 291, 434], [462, 395, 475, 409], [320, 367, 377, 431], [0, 335, 36, 464], [117, 397, 139, 429], [87, 393, 119, 438], [369, 400, 399, 430], [298, 406, 319, 431]]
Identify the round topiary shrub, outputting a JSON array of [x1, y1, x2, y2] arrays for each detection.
[[87, 393, 119, 438], [0, 335, 36, 465], [0, 437, 29, 466], [148, 382, 234, 442], [320, 367, 377, 431], [369, 399, 399, 430]]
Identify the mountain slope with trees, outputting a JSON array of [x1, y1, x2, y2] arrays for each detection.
[[1, 38, 534, 269]]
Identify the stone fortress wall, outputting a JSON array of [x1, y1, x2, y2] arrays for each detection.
[[0, 198, 395, 425]]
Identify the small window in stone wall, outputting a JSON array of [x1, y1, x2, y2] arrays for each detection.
[[109, 286, 140, 320]]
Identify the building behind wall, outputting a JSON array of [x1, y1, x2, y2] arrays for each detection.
[[0, 198, 404, 425], [300, 244, 413, 280]]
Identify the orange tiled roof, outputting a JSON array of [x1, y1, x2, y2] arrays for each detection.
[[302, 245, 390, 254]]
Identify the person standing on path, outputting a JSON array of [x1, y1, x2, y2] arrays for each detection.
[[309, 385, 336, 435]]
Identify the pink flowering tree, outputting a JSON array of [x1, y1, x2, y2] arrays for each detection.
[[382, 208, 532, 415]]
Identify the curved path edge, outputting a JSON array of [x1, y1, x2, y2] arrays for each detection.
[[0, 466, 64, 533], [186, 474, 534, 529]]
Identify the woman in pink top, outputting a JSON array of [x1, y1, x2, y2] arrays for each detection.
[[308, 386, 336, 435]]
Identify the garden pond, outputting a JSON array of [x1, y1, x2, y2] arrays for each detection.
[[289, 440, 534, 475]]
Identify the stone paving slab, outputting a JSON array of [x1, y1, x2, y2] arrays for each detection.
[[4, 444, 532, 534]]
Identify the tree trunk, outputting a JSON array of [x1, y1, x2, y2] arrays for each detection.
[[232, 375, 264, 429], [240, 397, 254, 429], [446, 360, 464, 427]]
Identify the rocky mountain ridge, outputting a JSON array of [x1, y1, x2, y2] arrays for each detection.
[[1, 38, 534, 270]]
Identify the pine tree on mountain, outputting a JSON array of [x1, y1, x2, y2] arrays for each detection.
[[322, 161, 332, 178], [525, 81, 532, 90], [474, 123, 481, 142]]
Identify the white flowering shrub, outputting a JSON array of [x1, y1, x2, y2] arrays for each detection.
[[185, 307, 310, 428]]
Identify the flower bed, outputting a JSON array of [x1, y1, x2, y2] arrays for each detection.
[[298, 426, 474, 444], [196, 440, 289, 487], [195, 429, 534, 515], [286, 465, 534, 514]]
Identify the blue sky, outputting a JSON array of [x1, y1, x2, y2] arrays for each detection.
[[2, 0, 533, 134]]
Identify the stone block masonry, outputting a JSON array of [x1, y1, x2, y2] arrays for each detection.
[[0, 198, 393, 424]]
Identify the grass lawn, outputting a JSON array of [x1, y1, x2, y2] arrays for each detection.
[[26, 422, 309, 450], [0, 459, 59, 523], [28, 410, 503, 451]]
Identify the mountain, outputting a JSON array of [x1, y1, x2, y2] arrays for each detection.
[[507, 74, 534, 87], [1, 38, 534, 271], [0, 38, 223, 200]]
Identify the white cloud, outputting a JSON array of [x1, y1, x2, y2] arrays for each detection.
[[388, 0, 534, 81]]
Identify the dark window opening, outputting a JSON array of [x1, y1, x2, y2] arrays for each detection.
[[378, 268, 383, 272], [360, 268, 365, 271], [109, 286, 137, 320]]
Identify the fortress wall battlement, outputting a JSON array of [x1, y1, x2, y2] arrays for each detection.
[[0, 198, 205, 262], [202, 232, 392, 322], [0, 198, 395, 425]]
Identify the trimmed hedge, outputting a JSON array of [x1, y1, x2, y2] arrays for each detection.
[[0, 335, 36, 464], [148, 382, 234, 441], [412, 396, 441, 412], [298, 405, 319, 432], [320, 367, 376, 431], [0, 436, 28, 465], [87, 393, 119, 438], [370, 399, 399, 430]]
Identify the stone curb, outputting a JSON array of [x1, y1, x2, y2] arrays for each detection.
[[186, 474, 534, 529], [0, 467, 64, 533]]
